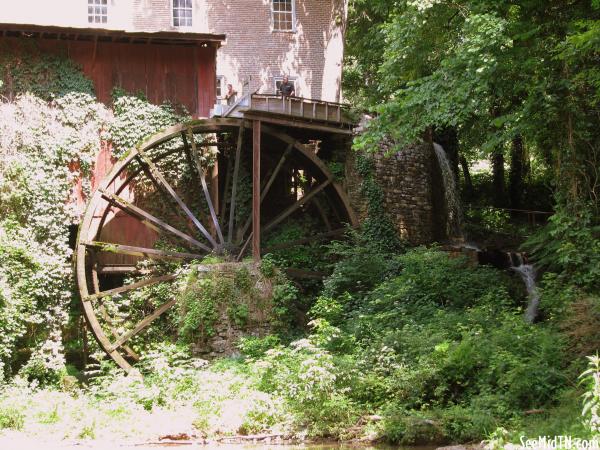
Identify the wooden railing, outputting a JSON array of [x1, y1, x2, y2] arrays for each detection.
[[248, 94, 354, 124]]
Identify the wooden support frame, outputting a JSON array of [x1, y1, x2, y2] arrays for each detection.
[[252, 120, 261, 262]]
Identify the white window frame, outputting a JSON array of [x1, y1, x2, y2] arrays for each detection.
[[274, 76, 297, 95], [172, 0, 193, 28], [271, 0, 296, 33], [87, 0, 108, 25], [216, 76, 225, 100]]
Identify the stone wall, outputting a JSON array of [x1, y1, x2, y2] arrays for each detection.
[[185, 262, 274, 358], [345, 142, 446, 245]]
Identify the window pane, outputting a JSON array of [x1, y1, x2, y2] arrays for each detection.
[[95, 15, 100, 23], [102, 16, 107, 23], [173, 0, 179, 7], [185, 0, 192, 8], [173, 9, 180, 17], [88, 15, 93, 22]]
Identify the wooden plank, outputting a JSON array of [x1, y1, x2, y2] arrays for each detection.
[[241, 112, 353, 135], [220, 146, 234, 225], [136, 149, 217, 248], [107, 298, 177, 352], [262, 179, 332, 234], [99, 188, 211, 252], [228, 125, 244, 243], [83, 241, 204, 260], [252, 120, 261, 262], [186, 128, 224, 244], [83, 274, 177, 303]]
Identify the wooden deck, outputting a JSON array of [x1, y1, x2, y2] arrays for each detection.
[[211, 93, 356, 134]]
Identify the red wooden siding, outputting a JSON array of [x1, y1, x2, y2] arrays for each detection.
[[25, 38, 217, 117]]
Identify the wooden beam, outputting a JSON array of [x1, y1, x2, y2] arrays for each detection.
[[262, 179, 332, 234], [83, 274, 177, 303], [239, 143, 293, 240], [99, 188, 211, 252], [241, 112, 353, 135], [228, 125, 244, 243], [136, 150, 217, 248], [185, 129, 224, 245], [107, 298, 178, 352], [83, 241, 204, 260], [252, 120, 261, 262]]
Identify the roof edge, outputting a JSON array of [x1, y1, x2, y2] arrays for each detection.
[[0, 23, 226, 47]]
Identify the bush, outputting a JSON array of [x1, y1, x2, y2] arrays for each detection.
[[237, 335, 281, 359], [0, 404, 25, 430]]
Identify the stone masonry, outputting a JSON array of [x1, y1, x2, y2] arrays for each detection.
[[345, 142, 446, 245]]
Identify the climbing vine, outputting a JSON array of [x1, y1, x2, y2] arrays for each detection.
[[354, 153, 402, 252], [0, 40, 94, 101]]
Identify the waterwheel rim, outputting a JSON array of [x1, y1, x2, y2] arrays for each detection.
[[75, 118, 357, 372]]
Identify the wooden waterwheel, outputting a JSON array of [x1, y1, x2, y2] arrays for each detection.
[[75, 118, 357, 372]]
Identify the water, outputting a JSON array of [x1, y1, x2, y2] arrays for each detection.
[[508, 253, 540, 323], [433, 143, 463, 241]]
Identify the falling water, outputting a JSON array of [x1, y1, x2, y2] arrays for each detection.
[[433, 143, 464, 240], [508, 253, 540, 323]]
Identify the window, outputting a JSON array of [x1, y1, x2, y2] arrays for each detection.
[[88, 0, 107, 24], [272, 0, 295, 32], [216, 76, 224, 99], [274, 76, 296, 94], [173, 0, 192, 27]]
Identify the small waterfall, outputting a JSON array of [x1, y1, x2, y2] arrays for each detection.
[[433, 143, 463, 240], [508, 253, 540, 323]]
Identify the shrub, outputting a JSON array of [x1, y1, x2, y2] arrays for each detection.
[[237, 335, 281, 359]]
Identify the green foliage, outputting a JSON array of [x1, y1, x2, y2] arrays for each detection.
[[0, 41, 94, 100], [324, 231, 402, 300], [0, 92, 111, 381], [270, 278, 299, 328], [525, 206, 600, 291], [0, 405, 25, 430], [581, 355, 600, 435], [254, 330, 358, 438], [354, 154, 402, 252], [237, 335, 281, 359], [108, 92, 187, 158]]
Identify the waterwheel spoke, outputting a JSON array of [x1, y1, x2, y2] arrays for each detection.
[[136, 149, 217, 248], [237, 179, 332, 260], [220, 144, 234, 225], [83, 274, 177, 303], [263, 178, 332, 234], [311, 197, 333, 231], [228, 125, 245, 243], [106, 298, 178, 352], [91, 252, 140, 361], [83, 241, 205, 260], [239, 143, 293, 241], [99, 189, 212, 253], [185, 129, 225, 245]]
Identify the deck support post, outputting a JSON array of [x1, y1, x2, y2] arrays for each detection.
[[252, 120, 261, 261]]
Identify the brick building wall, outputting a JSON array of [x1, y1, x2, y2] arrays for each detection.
[[131, 0, 348, 103], [2, 0, 347, 104]]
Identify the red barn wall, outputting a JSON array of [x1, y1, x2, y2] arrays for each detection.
[[24, 37, 217, 117]]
